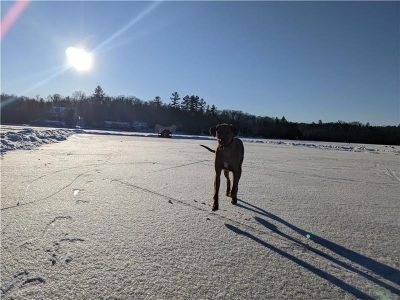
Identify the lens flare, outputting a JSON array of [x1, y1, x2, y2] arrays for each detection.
[[65, 47, 93, 72], [0, 0, 30, 40]]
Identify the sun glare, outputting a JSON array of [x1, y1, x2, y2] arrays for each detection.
[[65, 47, 93, 72]]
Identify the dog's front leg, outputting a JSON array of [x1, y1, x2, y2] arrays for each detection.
[[224, 170, 231, 197], [212, 169, 221, 211], [231, 167, 241, 205]]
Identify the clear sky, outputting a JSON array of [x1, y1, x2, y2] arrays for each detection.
[[1, 1, 399, 125]]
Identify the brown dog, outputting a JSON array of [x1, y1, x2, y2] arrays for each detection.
[[200, 124, 244, 211]]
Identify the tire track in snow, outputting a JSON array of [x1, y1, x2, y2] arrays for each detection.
[[152, 160, 210, 173], [18, 158, 115, 205], [386, 168, 400, 182], [1, 169, 94, 212], [2, 154, 115, 212]]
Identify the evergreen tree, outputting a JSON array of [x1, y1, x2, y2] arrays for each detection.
[[150, 96, 162, 109], [199, 98, 206, 113], [181, 95, 190, 111], [189, 95, 199, 112], [210, 104, 216, 115], [153, 96, 162, 106], [93, 85, 105, 100], [169, 92, 180, 109]]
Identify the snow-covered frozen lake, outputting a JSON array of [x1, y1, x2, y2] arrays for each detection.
[[1, 127, 399, 299]]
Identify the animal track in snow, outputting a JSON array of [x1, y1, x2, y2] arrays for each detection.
[[42, 216, 73, 237], [22, 277, 46, 286], [45, 238, 85, 266], [1, 271, 45, 297]]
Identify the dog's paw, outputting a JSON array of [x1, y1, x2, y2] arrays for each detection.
[[231, 198, 237, 205], [212, 203, 219, 211]]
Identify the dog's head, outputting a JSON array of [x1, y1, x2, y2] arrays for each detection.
[[209, 124, 238, 146]]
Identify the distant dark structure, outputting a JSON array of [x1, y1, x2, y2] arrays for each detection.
[[155, 124, 176, 138], [159, 129, 172, 138]]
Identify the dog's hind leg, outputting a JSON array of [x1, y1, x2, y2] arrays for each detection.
[[224, 170, 231, 197], [231, 167, 242, 205], [212, 169, 222, 211]]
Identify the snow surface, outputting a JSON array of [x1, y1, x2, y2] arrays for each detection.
[[1, 129, 399, 299]]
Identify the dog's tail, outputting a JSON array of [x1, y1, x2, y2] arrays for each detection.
[[200, 144, 215, 153]]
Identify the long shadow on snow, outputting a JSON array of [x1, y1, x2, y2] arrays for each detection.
[[236, 199, 400, 289], [225, 223, 374, 299], [254, 216, 399, 295]]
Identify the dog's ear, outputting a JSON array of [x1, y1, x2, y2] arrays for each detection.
[[209, 126, 217, 137], [230, 125, 239, 136]]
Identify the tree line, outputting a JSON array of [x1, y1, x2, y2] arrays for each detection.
[[1, 86, 399, 145]]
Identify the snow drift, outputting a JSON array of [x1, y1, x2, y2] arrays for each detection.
[[0, 127, 79, 155]]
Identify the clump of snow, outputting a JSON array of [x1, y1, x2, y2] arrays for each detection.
[[0, 127, 79, 155]]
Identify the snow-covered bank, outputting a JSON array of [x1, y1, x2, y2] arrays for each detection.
[[0, 127, 80, 155]]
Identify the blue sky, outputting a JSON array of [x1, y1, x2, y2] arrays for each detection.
[[1, 1, 399, 125]]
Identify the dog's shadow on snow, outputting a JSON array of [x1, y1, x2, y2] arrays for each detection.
[[225, 199, 400, 298]]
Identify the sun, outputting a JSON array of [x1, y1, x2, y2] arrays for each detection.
[[65, 47, 93, 72]]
